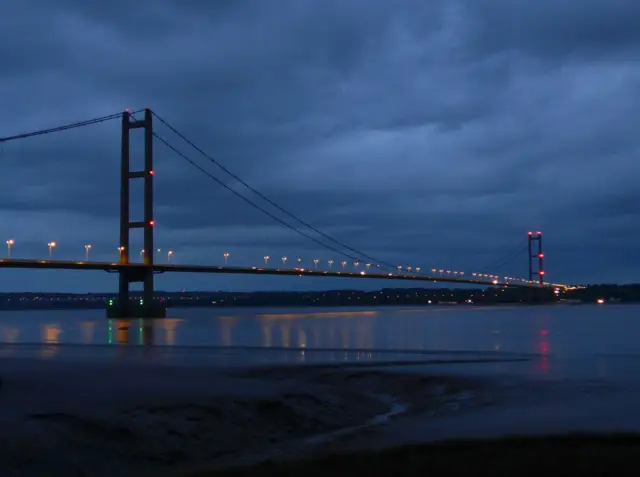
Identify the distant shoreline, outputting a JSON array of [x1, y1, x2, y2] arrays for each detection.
[[0, 300, 620, 312], [0, 284, 636, 311]]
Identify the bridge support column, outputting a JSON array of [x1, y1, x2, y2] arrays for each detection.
[[108, 108, 165, 319]]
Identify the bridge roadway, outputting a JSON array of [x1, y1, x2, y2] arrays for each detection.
[[0, 258, 545, 289]]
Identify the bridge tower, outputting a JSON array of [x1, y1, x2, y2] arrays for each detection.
[[109, 108, 165, 318], [527, 231, 545, 285]]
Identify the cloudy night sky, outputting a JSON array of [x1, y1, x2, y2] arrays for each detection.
[[1, 0, 639, 293]]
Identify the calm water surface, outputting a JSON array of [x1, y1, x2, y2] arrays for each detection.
[[0, 304, 637, 377]]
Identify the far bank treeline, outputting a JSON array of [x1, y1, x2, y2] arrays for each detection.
[[0, 284, 637, 310]]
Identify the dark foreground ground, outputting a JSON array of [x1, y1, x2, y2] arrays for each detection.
[[6, 353, 640, 476], [199, 434, 640, 477]]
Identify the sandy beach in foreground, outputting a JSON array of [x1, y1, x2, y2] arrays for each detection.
[[0, 355, 493, 477]]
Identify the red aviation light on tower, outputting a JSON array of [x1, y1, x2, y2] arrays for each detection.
[[539, 271, 545, 276], [528, 231, 533, 236], [538, 253, 544, 258], [536, 231, 542, 235], [149, 220, 155, 227]]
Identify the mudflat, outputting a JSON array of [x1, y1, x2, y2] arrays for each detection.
[[0, 357, 485, 477]]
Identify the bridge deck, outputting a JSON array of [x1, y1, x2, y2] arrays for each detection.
[[0, 259, 543, 289]]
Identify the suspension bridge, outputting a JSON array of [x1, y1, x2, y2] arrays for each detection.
[[0, 108, 572, 318]]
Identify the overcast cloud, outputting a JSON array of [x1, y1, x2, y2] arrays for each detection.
[[1, 0, 639, 292]]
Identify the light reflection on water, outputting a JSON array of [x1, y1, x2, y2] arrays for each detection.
[[0, 304, 638, 376], [0, 308, 388, 349]]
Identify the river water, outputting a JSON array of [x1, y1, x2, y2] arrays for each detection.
[[0, 303, 637, 377]]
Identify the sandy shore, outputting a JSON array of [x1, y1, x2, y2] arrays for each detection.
[[0, 356, 491, 477]]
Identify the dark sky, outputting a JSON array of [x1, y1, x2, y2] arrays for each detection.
[[1, 0, 639, 292]]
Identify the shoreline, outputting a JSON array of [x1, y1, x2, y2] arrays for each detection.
[[0, 301, 570, 311], [0, 300, 613, 314]]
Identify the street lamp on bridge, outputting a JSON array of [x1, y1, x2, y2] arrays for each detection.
[[281, 256, 287, 266], [167, 250, 173, 263], [6, 239, 14, 258], [223, 252, 230, 264], [354, 261, 360, 269], [264, 255, 270, 265], [47, 242, 56, 258], [313, 259, 319, 268], [341, 261, 347, 270], [118, 246, 125, 260], [140, 249, 145, 261], [84, 244, 92, 261], [328, 260, 334, 268]]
